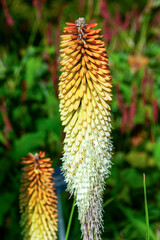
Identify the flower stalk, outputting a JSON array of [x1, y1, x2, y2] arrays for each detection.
[[19, 151, 58, 240], [59, 18, 112, 239]]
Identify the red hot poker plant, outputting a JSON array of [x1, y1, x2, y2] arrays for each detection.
[[19, 151, 58, 240], [59, 18, 112, 239]]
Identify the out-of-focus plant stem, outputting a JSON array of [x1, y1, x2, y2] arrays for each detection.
[[137, 13, 150, 53], [27, 16, 41, 47], [103, 197, 115, 208], [137, 0, 153, 53], [94, 0, 101, 18], [86, 0, 93, 22]]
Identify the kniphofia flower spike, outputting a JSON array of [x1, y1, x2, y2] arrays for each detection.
[[59, 18, 112, 239], [19, 151, 58, 240]]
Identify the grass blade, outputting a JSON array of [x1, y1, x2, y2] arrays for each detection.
[[65, 198, 76, 240], [143, 173, 150, 240]]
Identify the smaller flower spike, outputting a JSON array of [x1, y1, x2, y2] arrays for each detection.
[[19, 152, 58, 240]]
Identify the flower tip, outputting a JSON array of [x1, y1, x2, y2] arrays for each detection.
[[86, 23, 98, 29], [66, 22, 76, 26], [39, 151, 45, 158]]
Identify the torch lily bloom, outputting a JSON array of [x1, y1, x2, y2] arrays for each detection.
[[19, 151, 58, 240], [59, 18, 112, 239]]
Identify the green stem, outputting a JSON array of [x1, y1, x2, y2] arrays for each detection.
[[27, 18, 40, 47], [85, 0, 93, 22], [65, 198, 76, 240], [143, 173, 150, 240], [94, 0, 101, 18]]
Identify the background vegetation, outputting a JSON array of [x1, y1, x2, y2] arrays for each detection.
[[0, 0, 160, 239]]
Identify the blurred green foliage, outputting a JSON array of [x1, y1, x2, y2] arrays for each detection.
[[0, 0, 160, 239]]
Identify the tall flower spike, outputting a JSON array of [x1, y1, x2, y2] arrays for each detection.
[[59, 17, 112, 239], [19, 151, 58, 240]]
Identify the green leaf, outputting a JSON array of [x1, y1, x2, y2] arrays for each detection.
[[36, 118, 61, 136], [153, 140, 160, 168], [0, 132, 5, 144], [0, 192, 16, 226], [25, 57, 42, 89], [121, 168, 143, 189], [13, 132, 45, 160], [0, 59, 6, 79], [126, 151, 156, 168], [119, 204, 156, 240]]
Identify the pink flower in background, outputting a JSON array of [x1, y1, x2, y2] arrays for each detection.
[[116, 83, 125, 111], [153, 99, 159, 123], [149, 70, 154, 104], [0, 100, 12, 132], [32, 0, 46, 19], [152, 11, 160, 26], [0, 0, 14, 26], [131, 6, 140, 31], [129, 85, 137, 130], [46, 22, 53, 46], [100, 0, 112, 41], [121, 105, 129, 133], [116, 64, 159, 133], [0, 99, 12, 150], [100, 0, 110, 19], [141, 68, 148, 105], [123, 12, 131, 30], [103, 21, 112, 42], [113, 5, 122, 35], [100, 1, 141, 42], [32, 0, 38, 6], [116, 84, 128, 133], [116, 84, 137, 132], [151, 11, 160, 38]]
